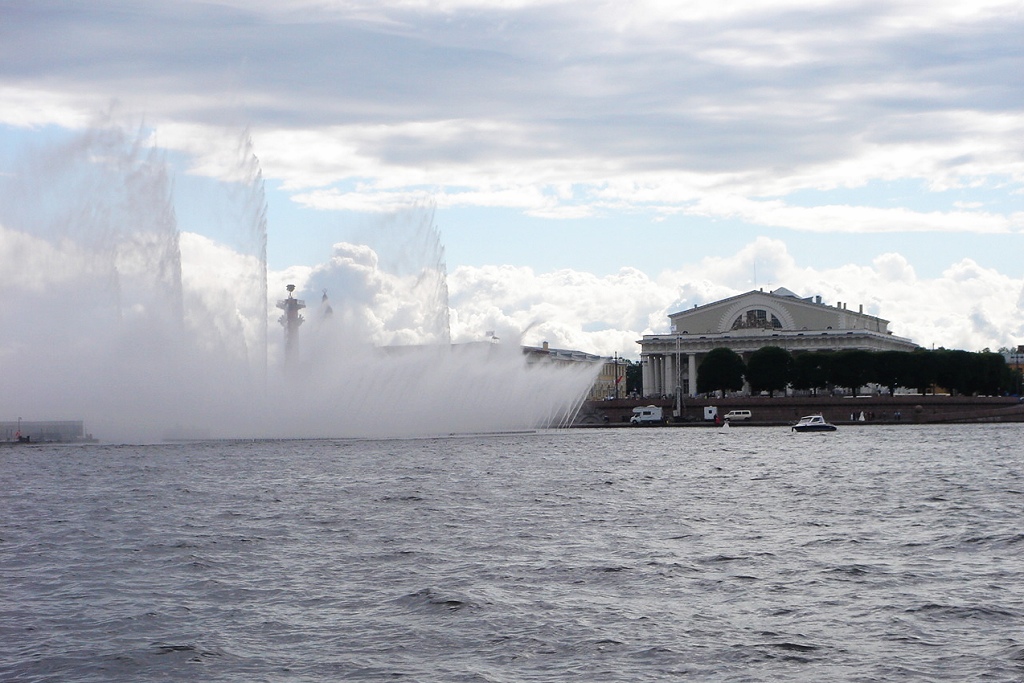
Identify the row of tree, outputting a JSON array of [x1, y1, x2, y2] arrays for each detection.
[[695, 347, 1020, 397]]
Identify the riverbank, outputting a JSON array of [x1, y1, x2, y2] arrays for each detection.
[[577, 395, 1024, 426]]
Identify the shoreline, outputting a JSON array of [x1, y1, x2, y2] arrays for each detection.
[[577, 394, 1024, 427]]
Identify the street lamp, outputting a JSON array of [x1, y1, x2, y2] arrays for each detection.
[[613, 352, 620, 400], [675, 335, 682, 418]]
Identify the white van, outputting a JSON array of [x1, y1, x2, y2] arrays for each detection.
[[630, 406, 664, 425], [723, 410, 752, 421]]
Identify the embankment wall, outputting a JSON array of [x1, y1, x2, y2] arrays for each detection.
[[579, 395, 1024, 426]]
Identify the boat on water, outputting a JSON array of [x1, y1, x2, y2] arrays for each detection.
[[792, 414, 837, 432]]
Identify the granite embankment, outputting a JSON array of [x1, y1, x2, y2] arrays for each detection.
[[579, 395, 1024, 426]]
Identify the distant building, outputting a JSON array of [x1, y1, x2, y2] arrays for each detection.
[[522, 341, 615, 401], [638, 287, 918, 397], [382, 338, 610, 400], [592, 356, 628, 401], [1003, 345, 1024, 371], [1, 420, 89, 442]]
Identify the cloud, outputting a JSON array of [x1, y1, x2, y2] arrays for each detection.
[[448, 263, 674, 351], [684, 196, 1020, 234], [442, 237, 1023, 356], [3, 0, 1020, 231], [0, 86, 95, 129], [873, 253, 917, 283]]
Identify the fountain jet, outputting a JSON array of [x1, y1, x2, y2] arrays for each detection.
[[0, 119, 600, 441]]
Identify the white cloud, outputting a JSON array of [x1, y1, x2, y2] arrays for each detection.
[[0, 87, 95, 129], [873, 253, 917, 283], [447, 263, 675, 352], [444, 238, 1023, 357], [4, 0, 1021, 237], [687, 196, 1020, 234]]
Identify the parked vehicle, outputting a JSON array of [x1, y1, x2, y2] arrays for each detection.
[[630, 406, 663, 425], [723, 410, 752, 421]]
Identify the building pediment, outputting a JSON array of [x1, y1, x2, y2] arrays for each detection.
[[668, 288, 890, 335]]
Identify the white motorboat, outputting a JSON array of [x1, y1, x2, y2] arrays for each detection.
[[791, 414, 837, 432]]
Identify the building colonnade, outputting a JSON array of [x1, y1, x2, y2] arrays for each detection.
[[640, 330, 919, 399], [641, 351, 698, 397]]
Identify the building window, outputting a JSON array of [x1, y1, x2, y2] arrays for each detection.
[[731, 309, 782, 330]]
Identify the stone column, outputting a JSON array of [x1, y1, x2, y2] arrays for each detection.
[[661, 355, 670, 396], [641, 355, 653, 397], [688, 353, 698, 396]]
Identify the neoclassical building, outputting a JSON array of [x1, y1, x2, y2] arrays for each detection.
[[638, 287, 917, 397]]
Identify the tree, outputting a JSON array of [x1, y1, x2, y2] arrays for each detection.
[[625, 360, 643, 396], [973, 351, 1009, 396], [697, 347, 746, 396], [871, 350, 912, 395], [791, 351, 832, 395], [745, 346, 793, 397], [934, 349, 973, 395], [1011, 366, 1024, 397], [829, 349, 874, 396], [905, 349, 937, 394]]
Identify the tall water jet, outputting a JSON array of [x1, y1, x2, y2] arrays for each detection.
[[0, 118, 270, 440], [1, 120, 600, 441], [177, 128, 269, 391], [274, 208, 600, 439], [345, 204, 452, 346], [1, 120, 186, 437]]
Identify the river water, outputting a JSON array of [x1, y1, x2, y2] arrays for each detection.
[[3, 424, 1023, 682]]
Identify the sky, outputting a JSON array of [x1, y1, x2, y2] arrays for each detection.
[[1, 0, 1023, 360]]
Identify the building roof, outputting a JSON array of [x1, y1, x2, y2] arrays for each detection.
[[667, 288, 891, 335]]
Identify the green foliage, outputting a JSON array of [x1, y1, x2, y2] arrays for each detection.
[[691, 344, 1012, 397], [697, 347, 746, 396], [745, 346, 793, 397], [1010, 367, 1024, 396], [624, 360, 643, 395], [791, 347, 1008, 396], [974, 352, 1012, 395], [828, 349, 874, 396], [934, 349, 972, 395], [871, 350, 912, 395], [790, 351, 832, 394], [905, 350, 936, 394], [939, 349, 1010, 395]]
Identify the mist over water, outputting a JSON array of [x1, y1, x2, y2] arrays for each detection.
[[0, 120, 597, 442]]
